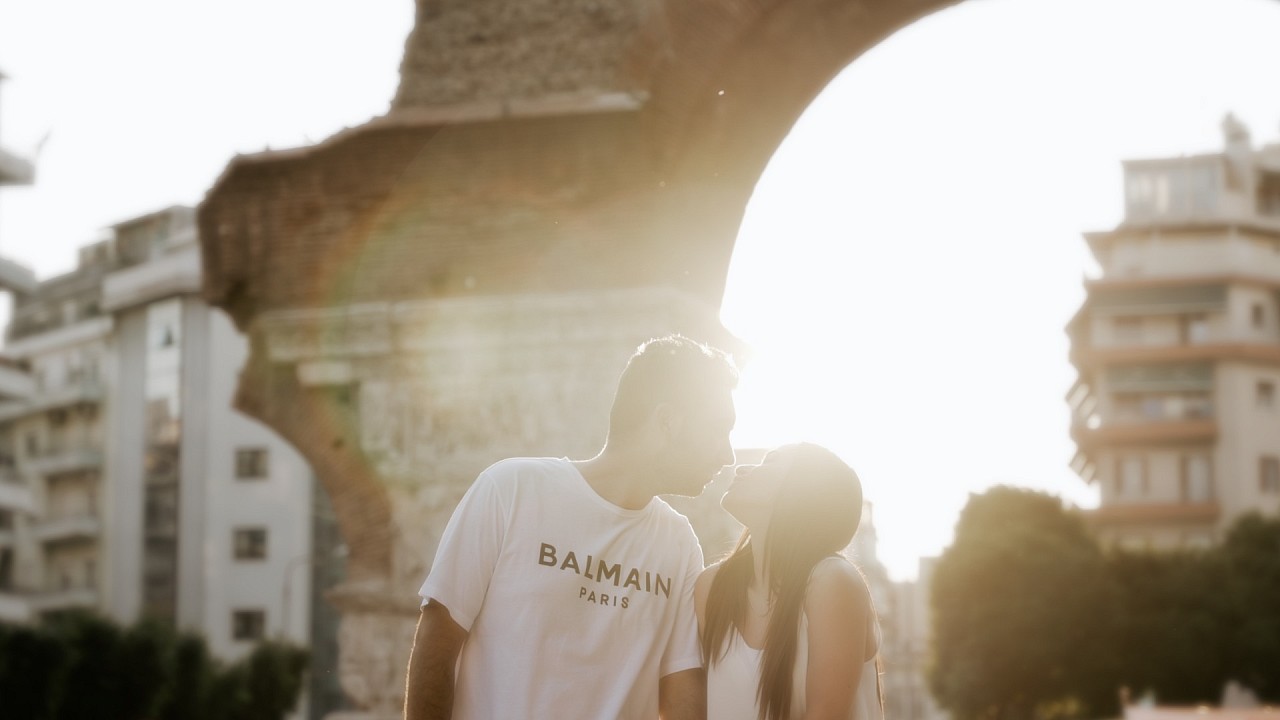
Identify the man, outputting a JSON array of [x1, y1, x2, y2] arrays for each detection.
[[405, 335, 738, 720]]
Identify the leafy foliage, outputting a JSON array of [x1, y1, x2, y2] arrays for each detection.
[[1219, 514, 1280, 700], [929, 487, 1117, 720], [0, 612, 309, 720], [1106, 549, 1232, 705], [930, 489, 1280, 720]]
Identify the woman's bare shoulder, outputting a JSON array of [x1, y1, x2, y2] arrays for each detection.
[[806, 556, 871, 613]]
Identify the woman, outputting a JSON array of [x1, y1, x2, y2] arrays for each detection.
[[696, 443, 882, 720]]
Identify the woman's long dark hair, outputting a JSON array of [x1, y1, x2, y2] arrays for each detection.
[[702, 443, 867, 720]]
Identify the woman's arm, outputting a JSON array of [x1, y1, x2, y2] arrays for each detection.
[[802, 558, 872, 720]]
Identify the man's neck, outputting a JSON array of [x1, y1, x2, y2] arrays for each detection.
[[573, 447, 656, 511]]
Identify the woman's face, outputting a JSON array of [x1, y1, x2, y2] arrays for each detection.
[[720, 446, 796, 531]]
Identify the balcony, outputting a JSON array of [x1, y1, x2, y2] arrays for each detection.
[[0, 380, 105, 423], [0, 146, 34, 186], [1069, 451, 1097, 484], [1072, 418, 1217, 450], [1087, 501, 1220, 527], [0, 471, 35, 514], [0, 356, 33, 402], [25, 447, 103, 478], [0, 590, 32, 623], [0, 255, 37, 296], [27, 586, 97, 614], [1076, 342, 1280, 369], [102, 242, 201, 312], [33, 514, 101, 544]]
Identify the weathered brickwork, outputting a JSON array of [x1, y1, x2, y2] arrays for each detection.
[[393, 0, 660, 107]]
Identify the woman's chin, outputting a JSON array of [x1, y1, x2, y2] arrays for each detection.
[[720, 496, 753, 529]]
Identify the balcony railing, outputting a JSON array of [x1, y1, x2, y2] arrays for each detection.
[[1071, 418, 1218, 450], [0, 472, 35, 514], [27, 586, 97, 614], [25, 447, 103, 477], [32, 514, 101, 544], [0, 590, 32, 623], [0, 359, 33, 403], [0, 379, 105, 424]]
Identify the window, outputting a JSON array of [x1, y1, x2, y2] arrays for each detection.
[[1179, 314, 1209, 344], [1259, 172, 1280, 217], [233, 528, 268, 560], [1115, 455, 1145, 498], [1259, 381, 1275, 409], [232, 609, 266, 641], [1252, 303, 1266, 329], [1114, 317, 1143, 343], [1180, 454, 1213, 502], [1261, 457, 1280, 494], [235, 448, 269, 480]]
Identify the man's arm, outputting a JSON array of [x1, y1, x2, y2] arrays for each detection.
[[404, 600, 468, 720], [658, 668, 706, 720]]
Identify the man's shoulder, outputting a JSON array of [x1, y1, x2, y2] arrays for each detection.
[[648, 498, 702, 545], [650, 496, 693, 522], [484, 456, 571, 476], [478, 456, 576, 482]]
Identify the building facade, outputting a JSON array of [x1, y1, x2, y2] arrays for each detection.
[[0, 67, 38, 624], [1, 241, 112, 620], [886, 558, 949, 720], [1068, 115, 1280, 549], [0, 207, 340, 715]]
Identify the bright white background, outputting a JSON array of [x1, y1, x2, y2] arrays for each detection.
[[3, 0, 1279, 579]]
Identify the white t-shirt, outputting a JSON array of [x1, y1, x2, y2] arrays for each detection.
[[419, 457, 706, 720]]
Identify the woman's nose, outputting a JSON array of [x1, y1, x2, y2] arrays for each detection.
[[735, 464, 755, 478]]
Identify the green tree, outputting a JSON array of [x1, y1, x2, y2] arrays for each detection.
[[51, 611, 126, 720], [0, 613, 309, 720], [1219, 513, 1280, 701], [0, 622, 66, 720], [240, 641, 310, 720], [155, 632, 215, 720], [930, 487, 1117, 720], [1107, 549, 1232, 704]]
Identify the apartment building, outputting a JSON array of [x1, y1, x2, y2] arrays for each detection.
[[0, 209, 343, 683], [0, 240, 113, 619], [1068, 115, 1280, 549], [96, 206, 326, 666], [887, 558, 949, 720], [0, 67, 38, 624]]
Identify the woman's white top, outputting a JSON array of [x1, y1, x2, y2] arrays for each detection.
[[707, 611, 882, 720]]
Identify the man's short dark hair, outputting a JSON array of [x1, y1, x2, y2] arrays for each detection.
[[608, 335, 738, 441]]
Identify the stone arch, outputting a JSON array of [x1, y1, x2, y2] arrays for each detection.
[[196, 0, 1033, 709]]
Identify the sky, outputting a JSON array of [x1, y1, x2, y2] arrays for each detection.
[[3, 0, 1280, 580]]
